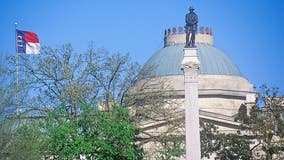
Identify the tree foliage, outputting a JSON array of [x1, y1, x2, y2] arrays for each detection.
[[236, 85, 284, 159], [150, 120, 252, 160], [42, 104, 143, 160], [0, 104, 143, 160], [7, 43, 141, 116], [0, 44, 145, 159], [201, 121, 252, 159], [154, 136, 185, 160], [0, 119, 43, 160], [200, 121, 219, 158], [215, 133, 252, 160]]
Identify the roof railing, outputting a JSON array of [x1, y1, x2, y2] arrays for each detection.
[[164, 26, 213, 37]]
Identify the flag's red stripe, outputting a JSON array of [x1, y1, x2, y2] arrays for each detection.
[[25, 31, 39, 43]]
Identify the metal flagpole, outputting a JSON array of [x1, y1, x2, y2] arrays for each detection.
[[14, 21, 19, 112]]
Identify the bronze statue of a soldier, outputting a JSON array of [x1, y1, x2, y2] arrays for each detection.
[[185, 6, 198, 48]]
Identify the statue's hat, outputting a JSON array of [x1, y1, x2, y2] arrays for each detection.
[[189, 6, 194, 11]]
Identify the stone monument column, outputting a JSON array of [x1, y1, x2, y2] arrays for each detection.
[[181, 47, 201, 160]]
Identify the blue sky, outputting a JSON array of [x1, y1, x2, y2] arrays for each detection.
[[1, 0, 284, 92]]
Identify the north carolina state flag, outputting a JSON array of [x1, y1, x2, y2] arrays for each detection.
[[16, 30, 40, 54]]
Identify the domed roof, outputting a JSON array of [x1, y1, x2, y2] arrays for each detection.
[[143, 43, 242, 77]]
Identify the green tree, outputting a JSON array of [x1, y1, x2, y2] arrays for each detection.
[[8, 122, 42, 160], [42, 104, 143, 160], [1, 44, 146, 159], [200, 121, 252, 160], [0, 119, 43, 160], [236, 85, 284, 159], [200, 121, 219, 159], [154, 137, 185, 160], [215, 133, 252, 160], [149, 120, 251, 160]]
